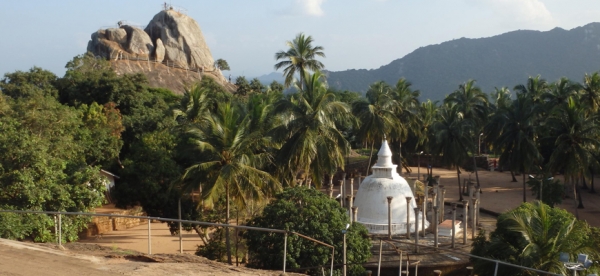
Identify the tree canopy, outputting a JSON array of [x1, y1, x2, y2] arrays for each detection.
[[245, 186, 371, 276]]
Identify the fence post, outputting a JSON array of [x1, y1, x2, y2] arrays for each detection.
[[54, 215, 58, 244], [494, 261, 499, 276], [148, 218, 152, 255], [330, 248, 335, 276], [414, 207, 419, 253], [377, 239, 383, 276], [283, 232, 287, 274], [58, 213, 62, 247]]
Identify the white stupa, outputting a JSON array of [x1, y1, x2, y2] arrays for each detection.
[[353, 138, 429, 235]]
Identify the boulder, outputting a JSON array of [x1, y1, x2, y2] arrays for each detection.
[[105, 28, 127, 46], [145, 10, 214, 70], [87, 30, 122, 59], [121, 25, 154, 58], [155, 38, 165, 63]]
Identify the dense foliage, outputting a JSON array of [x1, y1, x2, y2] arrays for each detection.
[[0, 68, 120, 242], [245, 187, 371, 276], [471, 202, 599, 275]]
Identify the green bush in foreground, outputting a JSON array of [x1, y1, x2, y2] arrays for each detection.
[[245, 186, 371, 276]]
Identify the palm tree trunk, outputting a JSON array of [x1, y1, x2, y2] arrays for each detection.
[[577, 176, 584, 209], [457, 166, 463, 201], [366, 140, 375, 175], [510, 171, 517, 182], [226, 184, 232, 265], [572, 177, 580, 219], [522, 172, 526, 203], [591, 169, 596, 193], [235, 207, 239, 266], [398, 139, 403, 175]]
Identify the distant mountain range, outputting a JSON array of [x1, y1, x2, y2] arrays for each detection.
[[256, 72, 285, 85], [321, 22, 600, 101]]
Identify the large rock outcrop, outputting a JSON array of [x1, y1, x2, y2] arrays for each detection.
[[87, 25, 154, 59], [86, 9, 231, 94], [144, 10, 215, 70]]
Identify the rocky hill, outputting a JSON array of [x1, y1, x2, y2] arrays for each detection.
[[87, 9, 234, 94], [325, 23, 600, 101]]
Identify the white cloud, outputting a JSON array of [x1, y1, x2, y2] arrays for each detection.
[[295, 0, 325, 16], [288, 0, 325, 17], [467, 0, 555, 28]]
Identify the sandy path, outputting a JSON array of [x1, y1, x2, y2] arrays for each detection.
[[80, 221, 203, 255], [405, 166, 600, 227]]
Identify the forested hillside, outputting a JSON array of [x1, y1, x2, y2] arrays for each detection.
[[326, 22, 600, 101]]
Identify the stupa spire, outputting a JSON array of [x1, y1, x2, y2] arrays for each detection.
[[372, 136, 396, 178]]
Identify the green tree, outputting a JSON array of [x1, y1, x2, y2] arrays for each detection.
[[352, 81, 399, 173], [542, 77, 580, 108], [235, 76, 251, 96], [581, 72, 600, 113], [249, 78, 265, 94], [526, 175, 564, 207], [392, 78, 421, 173], [444, 80, 489, 128], [545, 97, 600, 216], [274, 33, 325, 88], [180, 101, 281, 264], [245, 186, 371, 276], [268, 81, 285, 94], [471, 202, 597, 276], [214, 59, 230, 71], [432, 103, 472, 201], [77, 102, 124, 166], [445, 80, 489, 187], [173, 83, 222, 125], [272, 71, 352, 186], [0, 93, 107, 242], [486, 93, 542, 202], [417, 100, 439, 156], [0, 67, 59, 99]]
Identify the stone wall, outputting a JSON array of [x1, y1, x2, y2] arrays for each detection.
[[79, 206, 146, 238]]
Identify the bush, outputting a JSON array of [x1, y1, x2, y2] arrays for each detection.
[[245, 186, 371, 276]]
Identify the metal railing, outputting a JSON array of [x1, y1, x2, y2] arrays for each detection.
[[376, 238, 562, 276], [0, 209, 335, 275]]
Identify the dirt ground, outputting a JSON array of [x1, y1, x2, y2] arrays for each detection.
[[403, 165, 600, 227], [0, 237, 302, 276], [1, 166, 598, 275]]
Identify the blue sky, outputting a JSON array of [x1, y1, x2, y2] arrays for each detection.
[[1, 0, 600, 79]]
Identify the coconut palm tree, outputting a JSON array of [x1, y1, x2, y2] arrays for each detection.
[[271, 71, 351, 186], [445, 80, 489, 188], [507, 201, 594, 275], [514, 75, 549, 106], [353, 81, 400, 173], [488, 92, 542, 202], [392, 78, 421, 173], [542, 77, 581, 108], [417, 100, 439, 154], [545, 97, 600, 217], [432, 103, 473, 201], [173, 84, 215, 125], [274, 33, 325, 88], [581, 72, 600, 113], [444, 80, 489, 128], [181, 102, 281, 264]]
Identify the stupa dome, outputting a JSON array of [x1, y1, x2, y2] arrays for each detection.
[[353, 138, 428, 234]]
